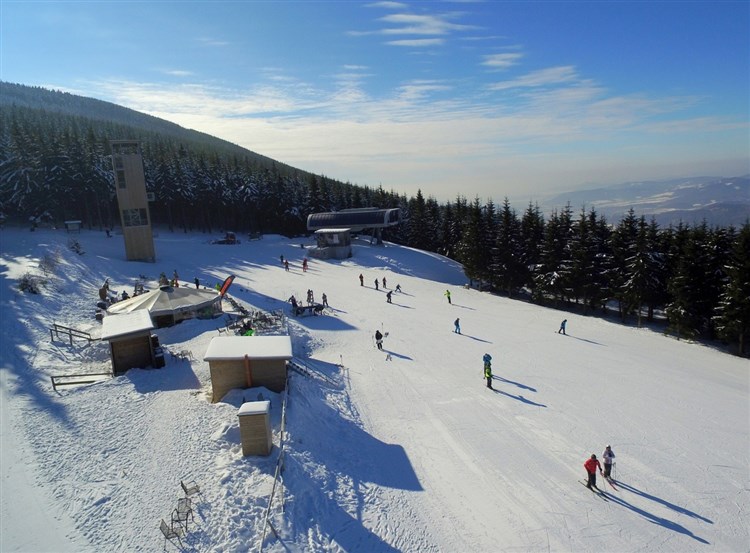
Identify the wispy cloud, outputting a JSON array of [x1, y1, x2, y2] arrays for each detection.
[[197, 37, 229, 47], [162, 69, 194, 77], [386, 38, 445, 47], [365, 1, 408, 8], [378, 13, 475, 36], [75, 65, 740, 200], [489, 66, 579, 90], [481, 52, 523, 70]]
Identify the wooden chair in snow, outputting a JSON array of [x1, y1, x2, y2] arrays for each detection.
[[160, 519, 184, 550], [181, 479, 202, 501]]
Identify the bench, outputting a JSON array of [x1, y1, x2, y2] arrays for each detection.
[[294, 303, 324, 317]]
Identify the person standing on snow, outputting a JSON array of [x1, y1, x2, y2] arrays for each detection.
[[386, 291, 393, 303], [322, 293, 329, 307], [445, 289, 452, 304], [374, 279, 379, 290], [359, 274, 364, 286], [483, 353, 492, 389], [375, 330, 384, 350], [584, 454, 603, 490], [454, 318, 461, 334], [602, 445, 616, 479], [558, 319, 567, 335], [382, 277, 387, 289]]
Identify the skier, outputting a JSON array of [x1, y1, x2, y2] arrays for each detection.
[[302, 258, 308, 272], [173, 270, 179, 287], [322, 293, 329, 307], [602, 445, 616, 479], [375, 330, 384, 350], [374, 279, 379, 291], [445, 289, 452, 304], [483, 353, 492, 389], [359, 273, 364, 286], [386, 290, 393, 303], [194, 277, 200, 289], [288, 295, 298, 314], [558, 319, 567, 335], [284, 260, 289, 271], [454, 318, 461, 334], [382, 276, 387, 289], [280, 254, 284, 265], [584, 454, 603, 490], [395, 284, 402, 293]]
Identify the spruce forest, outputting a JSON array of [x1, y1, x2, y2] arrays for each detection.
[[1, 82, 748, 355]]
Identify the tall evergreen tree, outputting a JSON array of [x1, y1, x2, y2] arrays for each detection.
[[713, 223, 750, 355]]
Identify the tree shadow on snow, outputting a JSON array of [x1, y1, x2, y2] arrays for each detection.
[[603, 492, 710, 544], [616, 481, 713, 523]]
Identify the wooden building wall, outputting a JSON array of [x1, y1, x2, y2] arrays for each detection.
[[112, 141, 156, 262], [209, 358, 287, 402], [110, 334, 153, 375], [238, 409, 272, 456]]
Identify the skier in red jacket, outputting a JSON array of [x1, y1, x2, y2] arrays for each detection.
[[584, 454, 603, 490]]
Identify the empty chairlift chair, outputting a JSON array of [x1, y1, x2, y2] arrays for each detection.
[[181, 479, 202, 501], [160, 519, 185, 550]]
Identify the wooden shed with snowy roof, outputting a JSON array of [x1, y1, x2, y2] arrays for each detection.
[[203, 336, 292, 402], [101, 310, 157, 375]]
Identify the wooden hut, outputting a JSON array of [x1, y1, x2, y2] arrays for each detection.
[[203, 336, 292, 402], [101, 310, 158, 375], [238, 401, 272, 456]]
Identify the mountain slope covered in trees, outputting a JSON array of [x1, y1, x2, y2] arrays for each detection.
[[1, 82, 748, 354]]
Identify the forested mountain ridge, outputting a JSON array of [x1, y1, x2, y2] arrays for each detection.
[[1, 82, 748, 355], [0, 81, 285, 170], [0, 81, 406, 235]]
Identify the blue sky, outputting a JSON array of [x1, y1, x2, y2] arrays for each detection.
[[2, 1, 748, 202]]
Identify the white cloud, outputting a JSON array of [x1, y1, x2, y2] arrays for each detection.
[[196, 37, 229, 47], [378, 13, 475, 36], [489, 65, 579, 90], [76, 74, 746, 201], [162, 69, 194, 77], [481, 52, 523, 70], [365, 1, 408, 8], [386, 38, 445, 47]]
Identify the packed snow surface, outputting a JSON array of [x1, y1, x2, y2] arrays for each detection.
[[1, 228, 748, 553]]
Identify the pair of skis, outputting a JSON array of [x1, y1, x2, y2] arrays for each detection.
[[580, 475, 618, 497], [579, 481, 608, 500]]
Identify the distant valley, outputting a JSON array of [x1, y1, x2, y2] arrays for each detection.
[[539, 175, 750, 227]]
